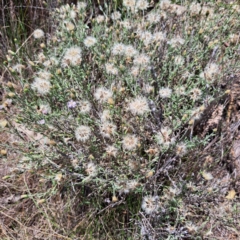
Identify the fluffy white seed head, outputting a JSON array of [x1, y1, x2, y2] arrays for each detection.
[[136, 0, 149, 11], [122, 134, 138, 151], [95, 15, 105, 23], [105, 63, 118, 75], [37, 52, 46, 63], [133, 53, 150, 66], [167, 36, 185, 47], [65, 21, 75, 31], [204, 63, 219, 81], [79, 100, 91, 114], [128, 96, 150, 115], [152, 31, 166, 42], [37, 70, 52, 80], [77, 2, 87, 11], [189, 88, 202, 101], [127, 180, 139, 191], [159, 87, 172, 98], [120, 20, 132, 29], [101, 110, 112, 122], [94, 87, 113, 103], [155, 127, 174, 147], [84, 36, 97, 47], [130, 66, 140, 77], [39, 103, 51, 114], [31, 78, 51, 95], [69, 10, 76, 18], [62, 46, 82, 67], [112, 43, 126, 55], [147, 11, 160, 24], [141, 196, 159, 214], [111, 11, 121, 20], [175, 86, 186, 96], [100, 121, 117, 138], [124, 45, 138, 57], [176, 142, 187, 156], [174, 55, 184, 65], [85, 162, 97, 177], [75, 125, 91, 142], [123, 0, 136, 11], [189, 2, 201, 16], [173, 4, 187, 16], [143, 83, 154, 94], [139, 31, 153, 46], [105, 145, 118, 157], [160, 0, 172, 11], [33, 29, 44, 39]]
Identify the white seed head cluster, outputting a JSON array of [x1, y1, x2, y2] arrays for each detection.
[[122, 134, 138, 151], [176, 143, 187, 156], [123, 0, 136, 10], [77, 1, 87, 11], [143, 83, 154, 94], [159, 87, 172, 98], [105, 63, 118, 75], [69, 10, 77, 19], [100, 121, 117, 138], [168, 36, 185, 47], [75, 125, 91, 142], [85, 162, 97, 177], [111, 11, 121, 20], [39, 103, 51, 114], [153, 31, 166, 42], [190, 106, 205, 120], [189, 2, 202, 16], [160, 0, 172, 11], [203, 63, 219, 81], [189, 88, 202, 101], [101, 110, 112, 122], [136, 0, 149, 11], [120, 20, 132, 29], [112, 43, 126, 56], [31, 78, 51, 95], [155, 127, 174, 147], [94, 87, 113, 103], [130, 66, 140, 77], [62, 46, 82, 67], [128, 96, 150, 115], [139, 31, 153, 46], [112, 43, 138, 57], [65, 21, 75, 31], [141, 196, 159, 214], [79, 100, 91, 114], [95, 15, 105, 23], [33, 29, 44, 39], [37, 70, 52, 80], [105, 145, 118, 157], [37, 52, 46, 63], [84, 36, 97, 47], [116, 179, 139, 194], [133, 53, 150, 66], [173, 4, 187, 16], [174, 55, 184, 66], [175, 86, 186, 96], [123, 0, 148, 12], [124, 45, 138, 57], [147, 11, 160, 24]]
